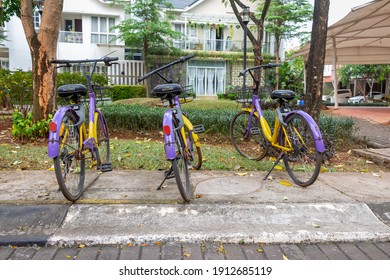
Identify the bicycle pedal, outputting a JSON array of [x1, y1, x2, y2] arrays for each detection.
[[193, 124, 205, 134], [250, 127, 262, 135], [99, 162, 113, 172]]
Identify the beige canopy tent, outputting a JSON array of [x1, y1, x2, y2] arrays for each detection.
[[293, 0, 390, 107]]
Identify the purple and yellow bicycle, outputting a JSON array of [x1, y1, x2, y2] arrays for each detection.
[[230, 63, 325, 187], [48, 57, 118, 201], [138, 54, 204, 202]]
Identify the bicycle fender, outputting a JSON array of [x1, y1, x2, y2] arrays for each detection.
[[47, 107, 80, 158], [163, 110, 176, 160], [288, 111, 325, 153]]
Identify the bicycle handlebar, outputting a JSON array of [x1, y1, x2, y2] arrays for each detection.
[[138, 54, 195, 82], [239, 63, 281, 76], [50, 57, 119, 67]]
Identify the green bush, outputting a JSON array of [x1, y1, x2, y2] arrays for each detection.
[[110, 85, 146, 101], [57, 72, 109, 87], [0, 70, 33, 115], [11, 109, 52, 141]]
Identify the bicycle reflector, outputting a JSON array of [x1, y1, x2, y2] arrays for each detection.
[[49, 122, 57, 132], [163, 125, 171, 135]]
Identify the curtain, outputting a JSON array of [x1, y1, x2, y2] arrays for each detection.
[[197, 68, 205, 95], [216, 69, 225, 94], [207, 69, 215, 95]]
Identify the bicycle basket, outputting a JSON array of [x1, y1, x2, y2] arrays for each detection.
[[233, 88, 252, 106], [180, 85, 195, 103]]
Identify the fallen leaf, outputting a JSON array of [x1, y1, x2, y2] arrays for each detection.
[[235, 172, 248, 176], [257, 248, 264, 253], [347, 150, 352, 154], [283, 196, 289, 201], [311, 222, 320, 228], [155, 241, 163, 246], [183, 253, 191, 258], [78, 244, 86, 248], [334, 164, 344, 168], [117, 156, 122, 162], [373, 173, 381, 177], [366, 160, 374, 164], [320, 166, 328, 172], [127, 243, 135, 247], [274, 165, 283, 171], [195, 194, 204, 199], [279, 180, 292, 186], [283, 255, 289, 260]]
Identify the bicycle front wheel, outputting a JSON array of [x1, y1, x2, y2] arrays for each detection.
[[94, 112, 110, 169], [172, 121, 191, 202], [282, 113, 322, 187], [230, 111, 268, 160], [184, 125, 202, 170], [53, 111, 85, 201]]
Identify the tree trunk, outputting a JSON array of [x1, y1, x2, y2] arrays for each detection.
[[304, 0, 329, 122], [228, 0, 271, 83], [20, 0, 63, 121]]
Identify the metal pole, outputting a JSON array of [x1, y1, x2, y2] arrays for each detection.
[[332, 36, 338, 109], [243, 22, 247, 90]]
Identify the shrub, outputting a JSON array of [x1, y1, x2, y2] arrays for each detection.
[[11, 109, 52, 141], [57, 72, 109, 87], [110, 85, 146, 101]]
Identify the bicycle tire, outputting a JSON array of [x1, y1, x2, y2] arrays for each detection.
[[53, 111, 85, 201], [184, 124, 202, 170], [230, 110, 269, 160], [95, 112, 110, 169], [282, 113, 322, 187], [171, 120, 191, 202]]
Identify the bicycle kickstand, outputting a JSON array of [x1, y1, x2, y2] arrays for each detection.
[[263, 151, 285, 181], [157, 166, 175, 190]]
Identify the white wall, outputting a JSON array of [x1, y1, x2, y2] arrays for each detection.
[[5, 0, 125, 71], [5, 17, 31, 70]]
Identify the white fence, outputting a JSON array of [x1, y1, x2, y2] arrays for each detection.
[[107, 60, 145, 86]]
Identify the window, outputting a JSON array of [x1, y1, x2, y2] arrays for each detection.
[[33, 10, 41, 30], [188, 61, 226, 96], [91, 16, 116, 44]]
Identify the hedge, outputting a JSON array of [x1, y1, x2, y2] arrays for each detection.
[[110, 85, 147, 101]]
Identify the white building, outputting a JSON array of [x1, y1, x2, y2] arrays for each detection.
[[1, 0, 284, 96], [2, 0, 125, 71]]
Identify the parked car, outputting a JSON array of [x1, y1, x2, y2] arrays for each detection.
[[348, 91, 385, 103], [322, 89, 352, 103]]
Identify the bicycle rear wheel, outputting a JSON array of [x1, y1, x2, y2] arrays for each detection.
[[184, 125, 202, 170], [94, 112, 111, 171], [53, 111, 85, 201], [172, 121, 191, 202], [230, 111, 269, 160], [282, 113, 322, 187]]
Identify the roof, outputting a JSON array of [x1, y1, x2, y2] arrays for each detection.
[[293, 0, 390, 65], [169, 0, 199, 10]]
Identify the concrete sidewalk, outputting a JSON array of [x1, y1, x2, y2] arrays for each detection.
[[1, 170, 389, 246]]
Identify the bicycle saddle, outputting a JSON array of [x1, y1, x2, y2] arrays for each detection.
[[271, 90, 295, 100], [57, 84, 87, 98], [153, 83, 182, 99]]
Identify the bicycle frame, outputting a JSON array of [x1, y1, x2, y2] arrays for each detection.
[[242, 94, 325, 153], [163, 94, 199, 160], [48, 59, 113, 159]]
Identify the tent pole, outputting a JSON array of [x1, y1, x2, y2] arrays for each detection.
[[332, 36, 338, 109]]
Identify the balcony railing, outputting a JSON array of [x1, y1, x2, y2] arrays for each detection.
[[59, 31, 83, 43], [174, 38, 247, 52]]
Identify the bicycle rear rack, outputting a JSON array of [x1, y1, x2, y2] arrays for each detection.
[[192, 124, 205, 134]]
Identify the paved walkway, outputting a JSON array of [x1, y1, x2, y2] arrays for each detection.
[[1, 105, 389, 262]]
